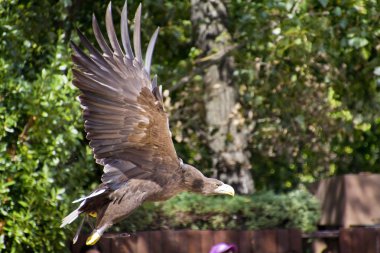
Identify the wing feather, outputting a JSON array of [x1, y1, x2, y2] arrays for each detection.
[[144, 27, 159, 76], [133, 4, 143, 64], [77, 29, 109, 68], [105, 2, 124, 57], [121, 1, 134, 59], [72, 3, 179, 189], [92, 14, 113, 57]]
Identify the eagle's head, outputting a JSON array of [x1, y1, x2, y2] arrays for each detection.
[[181, 163, 235, 196]]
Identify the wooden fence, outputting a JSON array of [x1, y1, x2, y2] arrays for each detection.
[[69, 228, 380, 253], [70, 229, 302, 253], [339, 227, 380, 253]]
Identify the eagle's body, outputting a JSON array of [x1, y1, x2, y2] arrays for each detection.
[[61, 2, 235, 245]]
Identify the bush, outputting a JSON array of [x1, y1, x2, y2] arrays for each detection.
[[122, 188, 320, 233], [0, 41, 93, 252]]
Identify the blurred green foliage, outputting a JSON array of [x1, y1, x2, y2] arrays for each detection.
[[1, 0, 379, 251], [227, 0, 380, 189], [0, 1, 97, 251], [122, 189, 320, 233]]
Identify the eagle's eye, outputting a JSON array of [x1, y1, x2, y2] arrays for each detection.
[[215, 182, 222, 187]]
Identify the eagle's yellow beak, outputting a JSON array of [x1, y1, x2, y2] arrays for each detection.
[[214, 184, 235, 196]]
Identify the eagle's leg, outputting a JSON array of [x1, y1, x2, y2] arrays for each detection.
[[86, 205, 110, 245], [86, 223, 110, 245], [86, 213, 95, 229], [86, 188, 147, 245]]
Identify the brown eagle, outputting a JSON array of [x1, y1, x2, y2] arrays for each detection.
[[61, 2, 235, 245]]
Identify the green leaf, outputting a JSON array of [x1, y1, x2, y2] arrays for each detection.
[[348, 37, 369, 49], [318, 0, 328, 7], [374, 67, 380, 76]]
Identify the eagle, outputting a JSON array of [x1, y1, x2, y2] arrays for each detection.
[[61, 2, 235, 246]]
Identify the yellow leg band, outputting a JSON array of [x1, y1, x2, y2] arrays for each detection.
[[86, 230, 101, 245], [88, 211, 97, 218]]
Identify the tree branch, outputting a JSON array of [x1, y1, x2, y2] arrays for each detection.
[[168, 43, 242, 93]]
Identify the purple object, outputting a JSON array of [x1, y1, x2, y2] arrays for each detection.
[[209, 242, 237, 253]]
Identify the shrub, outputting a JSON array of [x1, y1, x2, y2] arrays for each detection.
[[0, 35, 96, 252], [122, 188, 320, 233]]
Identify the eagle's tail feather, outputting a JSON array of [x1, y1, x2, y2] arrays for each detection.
[[61, 200, 86, 228], [73, 216, 86, 244], [60, 209, 80, 228]]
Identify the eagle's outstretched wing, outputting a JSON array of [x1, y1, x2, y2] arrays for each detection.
[[71, 2, 179, 189]]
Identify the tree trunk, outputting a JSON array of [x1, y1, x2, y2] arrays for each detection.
[[191, 0, 254, 194]]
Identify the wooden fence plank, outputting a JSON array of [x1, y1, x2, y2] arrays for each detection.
[[200, 230, 214, 253], [340, 228, 379, 253], [229, 230, 240, 245], [339, 229, 351, 253], [238, 230, 253, 253], [99, 237, 112, 253], [69, 233, 86, 253], [136, 231, 150, 253], [177, 230, 189, 253], [251, 230, 261, 253], [111, 234, 137, 253], [186, 230, 202, 253], [161, 230, 180, 253], [252, 230, 277, 253], [359, 228, 377, 253], [228, 230, 240, 251], [377, 229, 380, 253], [351, 228, 363, 253], [213, 230, 238, 245], [276, 229, 290, 253], [358, 228, 368, 253], [213, 230, 227, 244], [149, 230, 163, 253], [367, 228, 377, 253], [212, 230, 240, 252], [161, 230, 174, 253], [289, 229, 302, 253], [354, 228, 364, 253]]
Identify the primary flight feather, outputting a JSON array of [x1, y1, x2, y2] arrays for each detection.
[[61, 2, 235, 245]]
